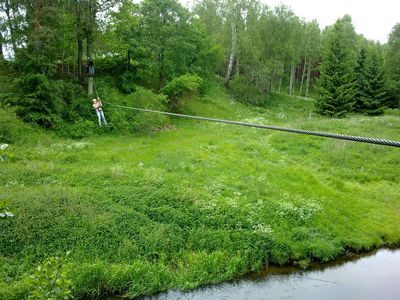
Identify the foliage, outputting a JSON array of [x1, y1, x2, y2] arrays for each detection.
[[229, 76, 266, 105], [354, 45, 387, 115], [27, 252, 73, 300], [106, 87, 169, 132], [162, 74, 204, 111], [55, 119, 98, 139], [0, 199, 14, 218], [119, 71, 138, 94], [0, 108, 35, 144], [12, 74, 63, 127], [0, 143, 15, 162], [316, 16, 358, 117], [385, 23, 400, 108]]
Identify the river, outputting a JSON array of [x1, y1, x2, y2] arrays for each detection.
[[139, 248, 400, 300]]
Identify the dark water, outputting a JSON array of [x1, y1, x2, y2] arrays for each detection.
[[139, 248, 400, 300]]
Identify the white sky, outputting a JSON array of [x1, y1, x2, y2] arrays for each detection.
[[263, 0, 399, 43]]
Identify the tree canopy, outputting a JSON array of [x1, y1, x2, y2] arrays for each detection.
[[0, 0, 397, 128]]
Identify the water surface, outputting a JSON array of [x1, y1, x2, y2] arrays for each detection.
[[141, 248, 400, 300]]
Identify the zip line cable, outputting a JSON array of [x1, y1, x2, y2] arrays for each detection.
[[102, 101, 400, 148], [91, 79, 399, 148], [93, 80, 99, 99]]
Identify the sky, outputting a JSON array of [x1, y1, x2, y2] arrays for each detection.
[[261, 0, 399, 43]]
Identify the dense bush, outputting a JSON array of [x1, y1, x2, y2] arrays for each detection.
[[119, 71, 138, 94], [12, 74, 64, 127], [162, 74, 203, 111], [55, 119, 98, 139], [229, 76, 266, 106], [93, 56, 123, 74], [106, 87, 169, 132], [0, 108, 39, 144]]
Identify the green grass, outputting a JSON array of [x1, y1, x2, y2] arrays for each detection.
[[1, 84, 400, 299]]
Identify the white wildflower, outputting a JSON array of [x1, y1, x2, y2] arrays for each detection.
[[0, 144, 9, 150], [253, 223, 273, 235]]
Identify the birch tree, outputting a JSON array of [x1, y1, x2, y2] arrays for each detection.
[[223, 0, 247, 86]]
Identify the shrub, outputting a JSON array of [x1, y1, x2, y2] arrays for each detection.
[[119, 71, 138, 94], [162, 74, 203, 111], [55, 119, 97, 139], [0, 108, 38, 144], [27, 253, 73, 300], [106, 87, 168, 133], [229, 76, 266, 106], [12, 74, 64, 128]]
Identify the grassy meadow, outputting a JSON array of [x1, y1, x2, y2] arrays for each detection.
[[1, 85, 400, 298]]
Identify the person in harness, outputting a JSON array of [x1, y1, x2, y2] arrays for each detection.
[[92, 97, 108, 127]]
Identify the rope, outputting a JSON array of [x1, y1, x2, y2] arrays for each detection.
[[102, 101, 400, 148], [92, 79, 99, 99]]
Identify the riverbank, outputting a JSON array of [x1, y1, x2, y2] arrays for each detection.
[[140, 248, 400, 300]]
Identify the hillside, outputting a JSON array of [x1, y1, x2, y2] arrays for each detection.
[[1, 85, 400, 299]]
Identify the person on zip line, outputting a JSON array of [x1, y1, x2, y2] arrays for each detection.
[[92, 97, 108, 127]]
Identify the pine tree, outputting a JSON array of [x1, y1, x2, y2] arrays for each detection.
[[354, 46, 387, 115], [315, 16, 357, 117]]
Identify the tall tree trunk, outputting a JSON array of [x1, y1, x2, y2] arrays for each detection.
[[225, 20, 237, 86], [32, 0, 42, 54], [127, 49, 131, 71], [75, 0, 83, 82], [278, 65, 283, 92], [298, 57, 307, 96], [86, 0, 97, 60], [271, 64, 277, 92], [86, 32, 93, 60], [77, 34, 83, 82], [305, 64, 311, 98], [289, 65, 295, 95], [158, 48, 165, 89], [4, 0, 17, 54], [0, 32, 4, 59], [236, 54, 239, 76]]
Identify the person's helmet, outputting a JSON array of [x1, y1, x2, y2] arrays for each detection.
[[93, 99, 97, 102]]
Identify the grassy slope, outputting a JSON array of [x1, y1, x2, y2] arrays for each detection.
[[1, 84, 399, 298]]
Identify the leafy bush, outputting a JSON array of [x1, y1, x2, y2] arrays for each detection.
[[0, 108, 39, 144], [229, 76, 266, 106], [12, 74, 64, 128], [55, 119, 97, 139], [119, 71, 137, 94], [28, 253, 73, 300], [93, 56, 123, 74], [162, 74, 203, 111], [58, 81, 90, 122], [107, 87, 169, 132]]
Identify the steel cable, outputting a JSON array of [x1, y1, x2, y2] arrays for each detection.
[[101, 101, 400, 148]]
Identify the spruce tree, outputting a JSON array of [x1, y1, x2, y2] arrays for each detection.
[[354, 46, 387, 115], [316, 16, 357, 117]]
